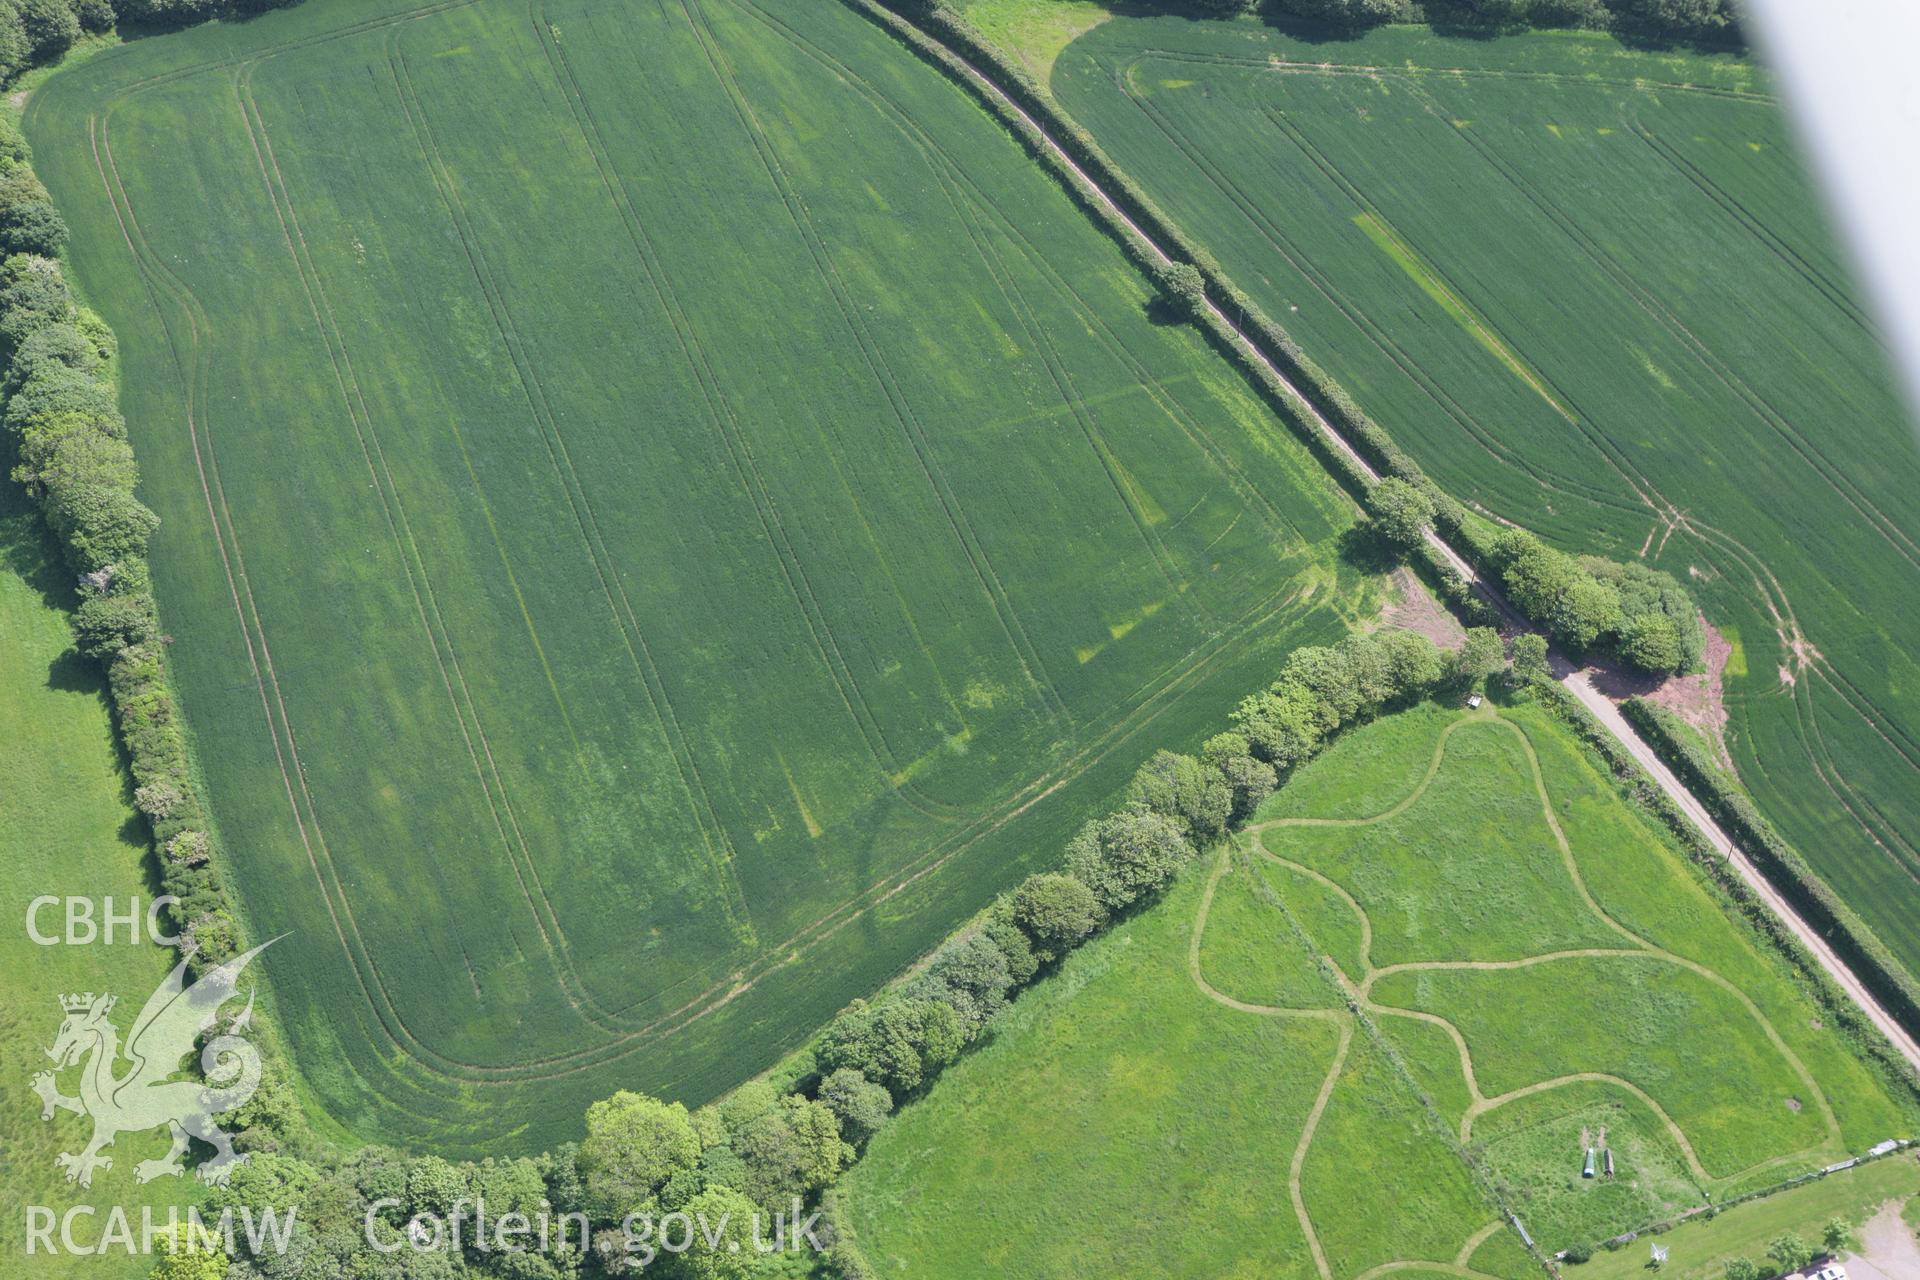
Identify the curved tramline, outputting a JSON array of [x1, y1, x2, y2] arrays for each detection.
[[25, 0, 1373, 1146]]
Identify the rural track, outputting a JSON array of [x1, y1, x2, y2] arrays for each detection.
[[895, 12, 1920, 1083], [1101, 40, 1920, 913]]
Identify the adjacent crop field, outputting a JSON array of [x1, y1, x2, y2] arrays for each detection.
[[23, 0, 1371, 1149], [842, 703, 1915, 1275], [1050, 18, 1920, 988], [0, 474, 193, 1279]]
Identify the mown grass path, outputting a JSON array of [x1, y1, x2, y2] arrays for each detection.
[[1193, 708, 1846, 1278]]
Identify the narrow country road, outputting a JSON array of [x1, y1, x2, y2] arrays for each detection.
[[919, 16, 1920, 1081]]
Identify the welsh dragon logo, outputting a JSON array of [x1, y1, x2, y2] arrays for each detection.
[[30, 941, 273, 1188]]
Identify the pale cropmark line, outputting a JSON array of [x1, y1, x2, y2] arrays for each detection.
[[667, 0, 1078, 727], [527, 0, 1335, 936], [82, 0, 1397, 1105], [96, 36, 800, 1082], [1411, 76, 1920, 579], [675, 0, 1105, 687], [254, 20, 1004, 1065], [728, 0, 1327, 566], [526, 1, 1014, 800], [1194, 710, 1847, 1274], [1121, 66, 1650, 523], [1125, 45, 1775, 104], [373, 34, 761, 913], [64, 0, 1352, 1105], [234, 48, 712, 1048], [71, 0, 1885, 1158], [1265, 56, 1920, 823], [1167, 44, 1920, 903], [375, 41, 765, 972], [1681, 508, 1920, 878], [76, 0, 695, 1101], [114, 51, 1336, 1091], [1129, 41, 1893, 642], [231, 64, 627, 1032], [537, 2, 1035, 814], [534, 0, 985, 753], [82, 115, 486, 1126], [251, 42, 835, 1053], [238, 2, 1133, 1068], [1261, 99, 1678, 539]]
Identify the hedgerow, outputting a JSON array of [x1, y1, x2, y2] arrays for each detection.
[[858, 0, 1693, 675], [1066, 0, 1742, 42], [0, 116, 239, 965], [1621, 697, 1920, 1055], [198, 625, 1459, 1277], [1528, 679, 1920, 1108]]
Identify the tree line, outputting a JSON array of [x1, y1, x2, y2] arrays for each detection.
[[167, 626, 1492, 1280], [0, 115, 244, 964], [1180, 0, 1742, 41], [0, 0, 308, 87]]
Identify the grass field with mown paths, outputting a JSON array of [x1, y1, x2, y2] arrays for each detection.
[[842, 700, 1917, 1275]]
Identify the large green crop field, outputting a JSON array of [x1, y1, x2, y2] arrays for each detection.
[[22, 0, 1375, 1150], [841, 702, 1916, 1276], [0, 473, 193, 1279], [1043, 16, 1920, 988]]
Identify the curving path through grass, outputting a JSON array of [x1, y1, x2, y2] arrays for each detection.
[[1190, 707, 1844, 1277]]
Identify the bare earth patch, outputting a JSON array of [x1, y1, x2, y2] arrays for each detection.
[[1380, 566, 1466, 650], [1841, 1199, 1920, 1280], [1592, 616, 1734, 769]]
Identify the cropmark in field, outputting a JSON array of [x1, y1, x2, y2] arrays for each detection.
[[24, 0, 1373, 1149], [1050, 16, 1920, 989]]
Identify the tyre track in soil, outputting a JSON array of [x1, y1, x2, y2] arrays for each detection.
[[675, 0, 1075, 726], [85, 9, 1281, 1091], [239, 59, 676, 1042], [531, 5, 996, 815], [250, 47, 752, 1047], [85, 110, 493, 1126], [1128, 46, 1920, 879], [731, 0, 1324, 560], [382, 40, 763, 945], [1115, 60, 1646, 518]]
